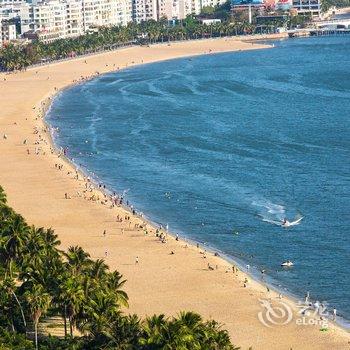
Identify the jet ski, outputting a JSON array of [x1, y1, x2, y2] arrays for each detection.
[[281, 217, 303, 227]]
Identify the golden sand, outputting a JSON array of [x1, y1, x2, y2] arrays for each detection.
[[0, 37, 349, 349]]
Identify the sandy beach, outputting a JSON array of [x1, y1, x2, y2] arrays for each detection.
[[0, 36, 349, 349]]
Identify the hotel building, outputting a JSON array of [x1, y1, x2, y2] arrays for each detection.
[[292, 0, 321, 17]]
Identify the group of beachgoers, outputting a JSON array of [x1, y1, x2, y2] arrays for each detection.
[[4, 102, 256, 292], [4, 56, 333, 323]]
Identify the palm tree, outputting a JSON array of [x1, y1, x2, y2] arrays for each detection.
[[65, 246, 91, 275], [139, 314, 168, 348], [58, 276, 85, 337], [1, 214, 30, 277], [105, 271, 129, 308], [168, 311, 203, 348], [78, 291, 122, 337], [99, 314, 142, 349], [88, 259, 109, 280], [42, 228, 61, 249], [0, 185, 7, 204], [0, 271, 27, 332], [24, 283, 51, 350], [201, 320, 239, 350]]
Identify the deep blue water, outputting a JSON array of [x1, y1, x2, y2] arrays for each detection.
[[47, 37, 350, 323]]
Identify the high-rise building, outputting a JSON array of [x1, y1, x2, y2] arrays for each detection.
[[132, 0, 157, 22], [66, 0, 83, 37], [0, 19, 16, 45], [14, 0, 133, 43], [292, 0, 320, 17]]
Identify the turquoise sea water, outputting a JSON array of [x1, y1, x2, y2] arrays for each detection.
[[47, 37, 350, 324]]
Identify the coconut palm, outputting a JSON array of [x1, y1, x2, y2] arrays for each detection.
[[0, 185, 238, 349], [1, 214, 30, 277], [58, 276, 85, 337], [88, 259, 109, 280], [0, 185, 7, 204], [24, 283, 51, 350], [105, 270, 129, 308], [78, 291, 123, 337], [139, 314, 168, 348], [0, 272, 27, 332], [65, 246, 92, 275]]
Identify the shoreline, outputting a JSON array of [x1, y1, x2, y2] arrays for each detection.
[[1, 36, 349, 349], [44, 43, 350, 331], [34, 37, 350, 333]]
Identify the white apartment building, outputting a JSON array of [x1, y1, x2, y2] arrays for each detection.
[[292, 0, 321, 17], [116, 0, 132, 25], [158, 0, 173, 19], [23, 0, 67, 41], [0, 3, 23, 45], [132, 0, 157, 22], [82, 0, 117, 30], [176, 0, 202, 18], [15, 0, 133, 42], [0, 20, 16, 45], [135, 0, 203, 22], [0, 0, 25, 6], [66, 0, 83, 37]]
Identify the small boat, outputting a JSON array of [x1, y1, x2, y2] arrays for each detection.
[[281, 260, 294, 267]]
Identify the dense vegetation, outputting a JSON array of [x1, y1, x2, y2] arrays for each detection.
[[0, 185, 238, 349], [322, 0, 350, 10], [199, 1, 233, 21], [0, 16, 256, 71]]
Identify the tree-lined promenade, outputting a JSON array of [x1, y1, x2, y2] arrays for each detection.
[[0, 185, 238, 349], [0, 17, 258, 72]]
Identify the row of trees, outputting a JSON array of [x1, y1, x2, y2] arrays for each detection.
[[322, 0, 350, 11], [0, 17, 255, 71], [0, 185, 239, 349]]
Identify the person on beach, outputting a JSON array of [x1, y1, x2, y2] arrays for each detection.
[[103, 230, 106, 237], [135, 256, 139, 264], [333, 308, 337, 321], [305, 291, 310, 304]]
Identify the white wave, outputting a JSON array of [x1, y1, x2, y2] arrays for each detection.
[[252, 200, 285, 216]]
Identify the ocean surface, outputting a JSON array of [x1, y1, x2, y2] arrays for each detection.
[[47, 36, 350, 324]]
